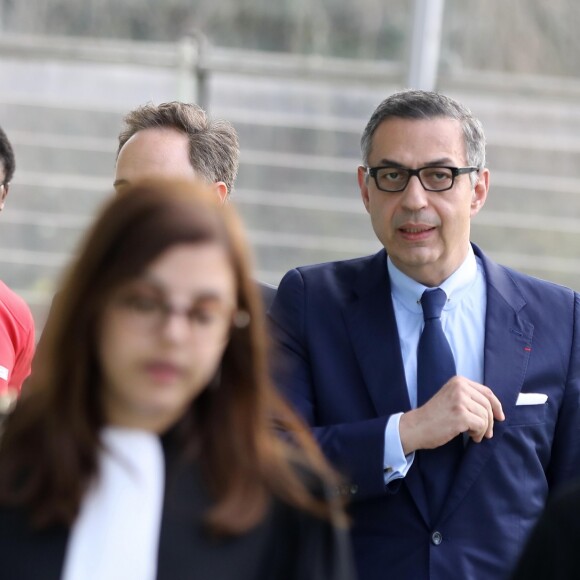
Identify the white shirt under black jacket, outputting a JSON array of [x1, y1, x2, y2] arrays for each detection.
[[0, 421, 356, 580], [383, 246, 487, 482]]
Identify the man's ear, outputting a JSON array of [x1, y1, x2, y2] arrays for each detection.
[[358, 166, 371, 213], [213, 182, 228, 204], [470, 168, 489, 217]]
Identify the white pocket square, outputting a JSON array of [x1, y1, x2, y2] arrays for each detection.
[[516, 392, 548, 406]]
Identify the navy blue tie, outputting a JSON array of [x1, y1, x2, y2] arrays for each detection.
[[417, 288, 462, 521]]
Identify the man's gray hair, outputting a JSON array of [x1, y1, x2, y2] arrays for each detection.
[[361, 90, 486, 184]]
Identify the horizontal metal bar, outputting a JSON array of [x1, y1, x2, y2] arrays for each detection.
[[3, 33, 580, 98], [0, 33, 403, 84]]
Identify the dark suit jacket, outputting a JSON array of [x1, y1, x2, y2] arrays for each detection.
[[0, 427, 355, 580], [269, 244, 580, 580], [511, 479, 580, 580]]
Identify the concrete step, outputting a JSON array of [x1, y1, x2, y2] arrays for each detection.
[[236, 159, 355, 197], [248, 235, 381, 275], [472, 221, 580, 261], [483, 181, 580, 219], [3, 203, 578, 274], [211, 74, 393, 119], [487, 143, 580, 178], [0, 220, 84, 258], [8, 179, 110, 214], [0, 248, 62, 295], [449, 87, 580, 139], [11, 141, 115, 179], [12, 167, 580, 229], [481, 250, 580, 292], [10, 98, 580, 181], [9, 178, 580, 253], [10, 118, 580, 203], [0, 102, 122, 139], [234, 195, 369, 240], [235, 121, 361, 159]]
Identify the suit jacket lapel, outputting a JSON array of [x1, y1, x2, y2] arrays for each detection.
[[342, 251, 431, 524], [342, 250, 411, 417], [441, 246, 533, 522]]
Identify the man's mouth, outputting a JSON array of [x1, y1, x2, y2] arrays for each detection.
[[400, 225, 435, 233]]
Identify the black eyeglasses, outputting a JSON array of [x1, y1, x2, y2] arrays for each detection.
[[366, 165, 479, 193]]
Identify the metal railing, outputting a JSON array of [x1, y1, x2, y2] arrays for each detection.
[[0, 32, 404, 110]]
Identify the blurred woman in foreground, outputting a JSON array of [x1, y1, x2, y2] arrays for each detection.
[[0, 180, 355, 580]]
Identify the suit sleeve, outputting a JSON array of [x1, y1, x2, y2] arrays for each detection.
[[269, 268, 390, 502], [546, 292, 580, 491]]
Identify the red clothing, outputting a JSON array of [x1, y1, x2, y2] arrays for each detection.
[[0, 280, 34, 393]]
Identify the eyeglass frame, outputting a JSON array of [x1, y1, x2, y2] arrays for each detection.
[[110, 292, 250, 339], [365, 165, 480, 193]]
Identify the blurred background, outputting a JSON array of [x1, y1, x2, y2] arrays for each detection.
[[1, 0, 580, 333]]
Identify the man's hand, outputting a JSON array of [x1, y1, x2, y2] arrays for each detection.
[[399, 376, 505, 455]]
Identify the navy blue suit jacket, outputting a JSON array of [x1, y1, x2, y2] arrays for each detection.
[[269, 245, 580, 580]]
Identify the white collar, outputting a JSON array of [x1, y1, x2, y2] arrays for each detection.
[[388, 246, 478, 314], [62, 427, 165, 580]]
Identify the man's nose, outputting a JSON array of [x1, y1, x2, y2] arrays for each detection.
[[400, 174, 429, 210]]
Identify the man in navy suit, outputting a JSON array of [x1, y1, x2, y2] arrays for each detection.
[[269, 90, 580, 579]]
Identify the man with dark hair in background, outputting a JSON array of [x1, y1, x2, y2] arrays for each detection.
[[114, 101, 275, 307], [269, 89, 580, 579], [0, 126, 35, 403]]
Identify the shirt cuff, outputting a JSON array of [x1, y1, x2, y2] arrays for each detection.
[[383, 412, 415, 485]]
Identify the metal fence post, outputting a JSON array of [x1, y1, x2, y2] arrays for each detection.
[[176, 33, 197, 103], [176, 30, 210, 110], [407, 0, 446, 91]]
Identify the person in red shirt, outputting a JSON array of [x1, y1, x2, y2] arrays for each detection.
[[0, 126, 35, 405]]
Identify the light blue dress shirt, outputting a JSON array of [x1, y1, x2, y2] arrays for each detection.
[[383, 246, 487, 483]]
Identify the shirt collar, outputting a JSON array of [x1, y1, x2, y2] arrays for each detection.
[[387, 246, 478, 314]]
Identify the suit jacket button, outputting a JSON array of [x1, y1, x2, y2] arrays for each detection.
[[350, 484, 359, 495], [431, 531, 443, 545]]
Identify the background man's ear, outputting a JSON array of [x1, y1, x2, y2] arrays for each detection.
[[213, 182, 228, 204]]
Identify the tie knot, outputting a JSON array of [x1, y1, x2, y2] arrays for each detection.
[[421, 288, 447, 320]]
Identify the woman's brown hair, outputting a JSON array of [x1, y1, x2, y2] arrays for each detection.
[[0, 179, 342, 534]]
